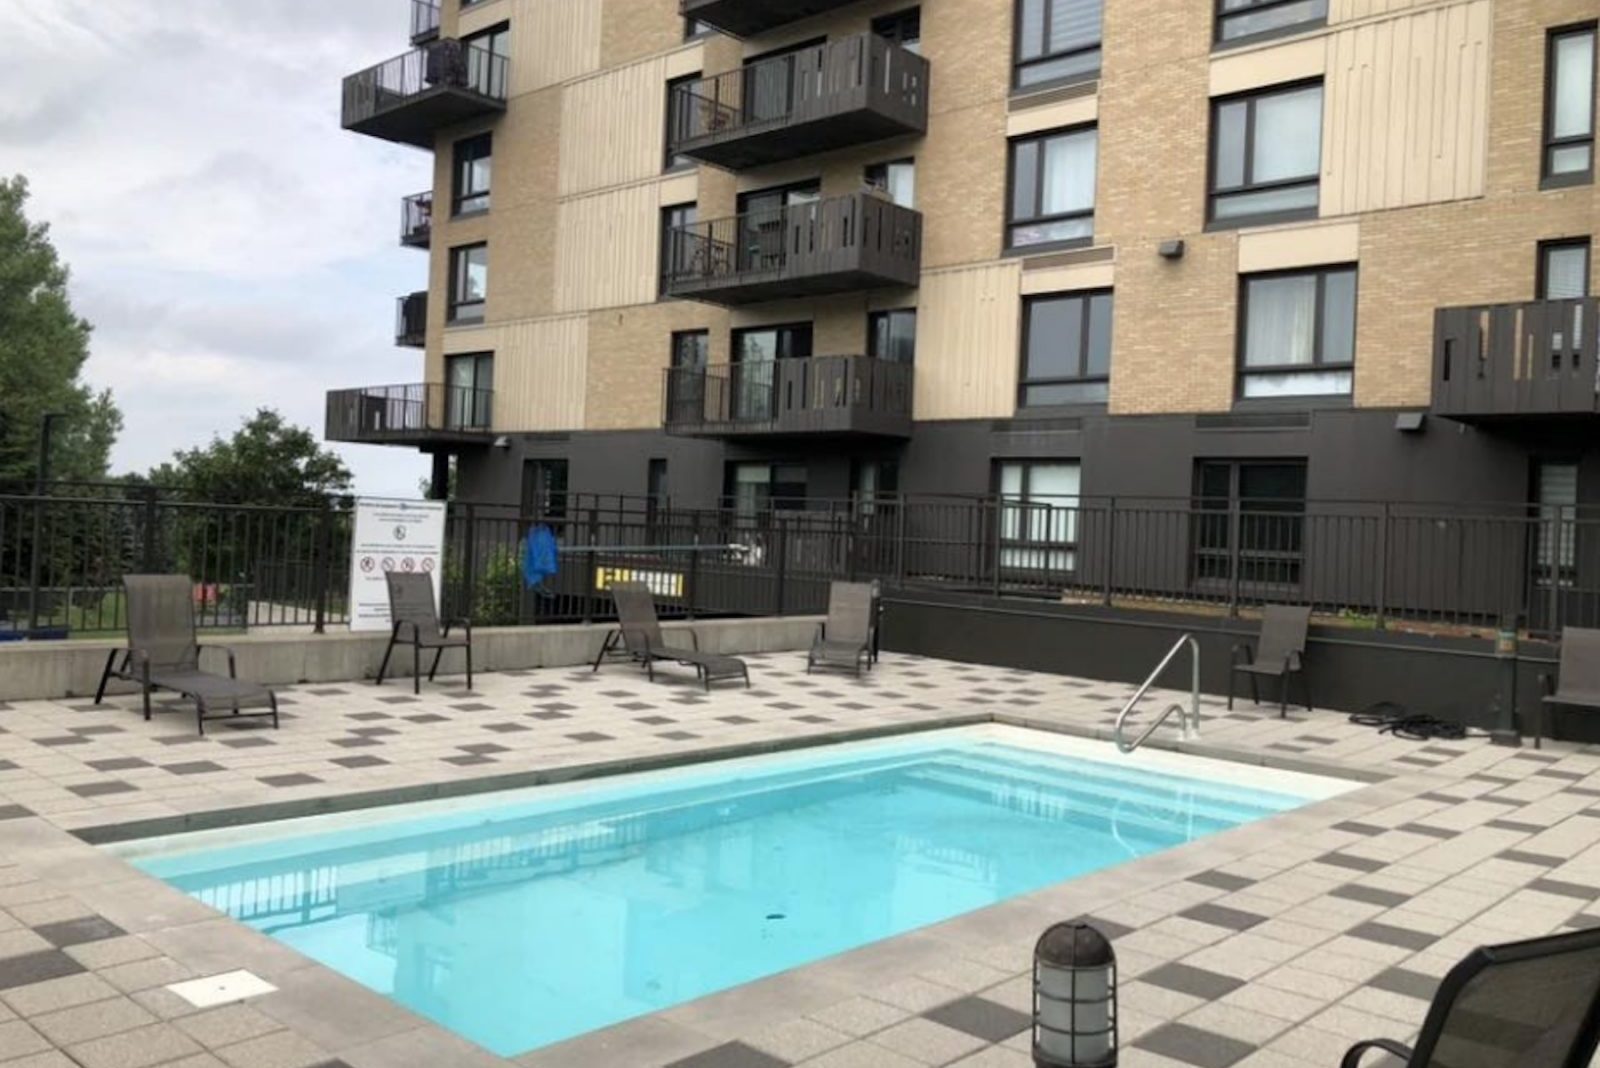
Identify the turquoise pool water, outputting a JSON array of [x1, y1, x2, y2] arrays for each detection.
[[130, 730, 1331, 1055]]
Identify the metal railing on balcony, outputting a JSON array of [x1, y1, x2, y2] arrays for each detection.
[[325, 383, 494, 445], [663, 355, 913, 438], [395, 291, 428, 347], [410, 0, 441, 42], [1435, 298, 1600, 421], [667, 34, 928, 169], [662, 192, 922, 305], [341, 39, 509, 147], [400, 191, 433, 249]]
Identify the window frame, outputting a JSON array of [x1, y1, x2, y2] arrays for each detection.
[[1538, 238, 1593, 299], [1190, 459, 1308, 590], [1543, 23, 1597, 189], [1213, 0, 1328, 50], [451, 133, 492, 217], [872, 7, 922, 52], [864, 158, 916, 208], [1005, 124, 1098, 254], [1207, 79, 1324, 230], [664, 71, 703, 172], [658, 202, 698, 297], [1235, 265, 1357, 401], [1011, 0, 1103, 92], [1017, 290, 1114, 408], [867, 308, 918, 364], [683, 17, 715, 39], [447, 242, 488, 325], [443, 351, 494, 430], [460, 23, 511, 98], [993, 459, 1084, 577]]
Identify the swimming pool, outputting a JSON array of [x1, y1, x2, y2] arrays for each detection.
[[121, 726, 1352, 1055]]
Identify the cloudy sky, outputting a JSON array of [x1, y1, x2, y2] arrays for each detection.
[[4, 1, 433, 496]]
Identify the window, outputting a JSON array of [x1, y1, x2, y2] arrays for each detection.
[[1192, 460, 1307, 587], [1238, 266, 1356, 398], [448, 243, 488, 323], [872, 8, 922, 53], [1013, 0, 1103, 89], [1540, 239, 1592, 299], [521, 459, 569, 520], [684, 17, 715, 38], [868, 309, 917, 364], [727, 462, 807, 516], [737, 182, 821, 272], [1535, 460, 1579, 585], [462, 24, 510, 98], [452, 134, 491, 215], [731, 323, 812, 420], [445, 353, 493, 430], [852, 459, 900, 505], [659, 203, 697, 295], [997, 461, 1082, 574], [665, 72, 702, 171], [1007, 126, 1097, 251], [665, 330, 710, 424], [647, 459, 669, 501], [1216, 0, 1327, 47], [1544, 26, 1596, 185], [1020, 292, 1112, 406], [1210, 82, 1323, 226], [865, 159, 916, 208]]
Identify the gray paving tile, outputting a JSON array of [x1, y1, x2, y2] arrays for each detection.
[[1180, 904, 1266, 932], [0, 804, 34, 821], [921, 997, 1030, 1043], [163, 762, 226, 776], [1330, 821, 1386, 837], [1529, 878, 1596, 901], [33, 916, 125, 949], [1316, 852, 1386, 873], [1369, 967, 1438, 1002], [329, 756, 388, 770], [258, 774, 322, 788], [664, 1041, 789, 1068], [86, 758, 153, 772], [0, 949, 86, 991], [1135, 1022, 1256, 1068], [1485, 818, 1544, 834], [1347, 922, 1438, 952], [1188, 871, 1255, 893], [1498, 849, 1565, 868], [1328, 885, 1409, 909], [67, 781, 137, 798], [1396, 822, 1457, 840], [1142, 962, 1244, 1001]]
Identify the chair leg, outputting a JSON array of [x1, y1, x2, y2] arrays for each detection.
[[195, 697, 206, 736], [413, 640, 421, 696], [94, 650, 118, 705], [593, 631, 617, 673], [1227, 667, 1236, 712], [142, 680, 153, 722], [269, 692, 280, 730], [375, 638, 395, 687], [1301, 670, 1313, 712], [1249, 674, 1260, 706], [428, 647, 444, 682], [1280, 675, 1289, 719], [465, 642, 473, 691]]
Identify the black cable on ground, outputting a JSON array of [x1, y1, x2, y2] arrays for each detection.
[[1347, 701, 1489, 742]]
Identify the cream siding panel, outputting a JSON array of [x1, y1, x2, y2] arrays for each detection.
[[560, 57, 674, 196], [1238, 220, 1361, 271], [1208, 37, 1326, 97], [916, 262, 1023, 420], [1006, 93, 1098, 137], [1321, 2, 1489, 216], [1019, 260, 1115, 294], [445, 316, 588, 432], [554, 185, 661, 312], [477, 0, 601, 97]]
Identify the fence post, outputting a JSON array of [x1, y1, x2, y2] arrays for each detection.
[[1547, 505, 1567, 637], [1226, 500, 1242, 617], [139, 485, 161, 573], [1102, 497, 1116, 607], [991, 498, 1004, 597], [25, 493, 43, 635], [686, 531, 700, 621], [581, 506, 598, 624], [461, 503, 478, 624], [312, 498, 334, 634], [1374, 503, 1390, 631], [774, 518, 788, 616], [894, 501, 907, 584]]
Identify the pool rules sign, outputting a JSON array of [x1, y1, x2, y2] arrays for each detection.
[[348, 499, 447, 632]]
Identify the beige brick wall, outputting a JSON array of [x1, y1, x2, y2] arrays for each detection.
[[585, 303, 732, 430]]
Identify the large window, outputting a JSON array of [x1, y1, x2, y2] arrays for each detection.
[[1535, 460, 1579, 587], [665, 329, 709, 424], [1215, 0, 1327, 47], [1238, 266, 1356, 398], [452, 134, 491, 216], [1013, 0, 1103, 89], [462, 24, 510, 98], [664, 72, 702, 171], [873, 8, 922, 53], [868, 309, 917, 363], [659, 203, 697, 295], [732, 323, 812, 421], [1019, 291, 1112, 405], [865, 159, 916, 208], [997, 461, 1082, 574], [1540, 239, 1592, 299], [1544, 25, 1596, 186], [1007, 126, 1097, 251], [521, 459, 569, 520], [445, 353, 493, 430], [1192, 460, 1307, 587], [727, 462, 807, 516], [448, 243, 487, 324], [1210, 82, 1323, 226]]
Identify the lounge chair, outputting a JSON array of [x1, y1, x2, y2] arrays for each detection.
[[593, 581, 749, 691], [807, 581, 877, 677], [93, 575, 279, 735], [375, 572, 472, 695], [1537, 627, 1600, 749], [1229, 604, 1313, 717], [1340, 927, 1600, 1066]]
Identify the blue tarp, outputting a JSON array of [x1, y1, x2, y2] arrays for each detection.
[[522, 525, 559, 588]]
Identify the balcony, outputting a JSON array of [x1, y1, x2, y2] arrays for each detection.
[[667, 34, 928, 171], [663, 355, 912, 439], [1433, 298, 1600, 422], [662, 192, 922, 306], [681, 0, 862, 38], [410, 0, 441, 43], [396, 291, 428, 348], [341, 39, 508, 149], [400, 191, 433, 249], [325, 383, 495, 446]]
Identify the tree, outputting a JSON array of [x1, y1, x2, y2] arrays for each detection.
[[149, 408, 353, 506], [0, 175, 121, 486]]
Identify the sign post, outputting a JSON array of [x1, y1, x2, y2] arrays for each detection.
[[347, 499, 448, 632]]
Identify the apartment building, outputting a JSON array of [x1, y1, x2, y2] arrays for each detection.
[[328, 0, 1598, 522]]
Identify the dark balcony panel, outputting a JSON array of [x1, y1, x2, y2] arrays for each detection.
[[342, 39, 508, 148], [662, 193, 922, 306], [668, 34, 928, 170], [681, 0, 862, 37], [326, 383, 495, 446], [663, 355, 913, 439], [401, 191, 433, 249], [396, 291, 428, 348], [411, 0, 441, 43], [1433, 298, 1600, 422]]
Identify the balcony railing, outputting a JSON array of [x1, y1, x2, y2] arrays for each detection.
[[396, 291, 428, 348], [410, 0, 441, 43], [325, 383, 494, 446], [342, 39, 508, 148], [663, 355, 913, 438], [662, 192, 922, 306], [667, 34, 928, 170], [400, 191, 433, 249], [1434, 298, 1600, 421], [681, 0, 862, 38]]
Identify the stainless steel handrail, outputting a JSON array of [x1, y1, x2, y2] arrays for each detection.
[[1115, 633, 1201, 753]]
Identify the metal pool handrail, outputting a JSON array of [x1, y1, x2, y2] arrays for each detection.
[[1115, 633, 1202, 753]]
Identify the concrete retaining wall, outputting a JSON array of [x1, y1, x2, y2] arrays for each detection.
[[0, 617, 823, 702]]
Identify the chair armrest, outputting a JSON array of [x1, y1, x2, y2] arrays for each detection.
[[1542, 672, 1555, 699], [1340, 1038, 1413, 1067], [1231, 642, 1253, 667], [197, 645, 238, 678]]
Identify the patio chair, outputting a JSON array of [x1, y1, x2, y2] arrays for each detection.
[[1537, 627, 1600, 749], [374, 572, 472, 695], [1340, 927, 1600, 1067], [1229, 604, 1313, 717], [807, 581, 877, 677], [93, 575, 279, 736], [593, 581, 749, 691]]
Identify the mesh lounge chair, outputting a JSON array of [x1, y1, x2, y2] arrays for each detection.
[[807, 581, 877, 677], [1537, 627, 1600, 749], [593, 581, 749, 691], [1341, 927, 1600, 1067], [1229, 604, 1313, 717], [93, 575, 279, 735], [374, 572, 472, 695]]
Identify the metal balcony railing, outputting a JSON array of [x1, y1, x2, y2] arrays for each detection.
[[341, 39, 509, 147], [663, 355, 913, 438], [400, 191, 433, 249], [1434, 298, 1600, 421], [325, 383, 494, 445], [396, 291, 428, 347]]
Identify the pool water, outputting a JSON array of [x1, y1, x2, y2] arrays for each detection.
[[127, 728, 1345, 1055]]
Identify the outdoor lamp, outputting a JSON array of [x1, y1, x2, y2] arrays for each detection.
[[1033, 921, 1118, 1067]]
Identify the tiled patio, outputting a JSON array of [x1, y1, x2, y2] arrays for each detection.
[[3, 649, 1600, 1068]]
